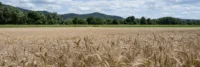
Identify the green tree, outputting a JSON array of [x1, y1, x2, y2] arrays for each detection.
[[51, 13, 61, 24], [0, 6, 25, 24], [136, 19, 140, 25], [140, 17, 147, 24], [72, 17, 79, 24], [0, 6, 5, 24], [157, 17, 179, 24], [106, 19, 113, 24], [20, 14, 28, 24], [95, 18, 104, 24], [151, 19, 157, 24], [147, 18, 152, 24], [181, 20, 187, 25], [64, 19, 73, 25], [2, 7, 13, 24], [27, 11, 46, 24], [119, 19, 125, 24], [186, 20, 194, 25], [112, 19, 120, 24], [45, 12, 62, 24], [125, 16, 136, 24], [87, 17, 96, 24], [78, 19, 87, 24], [35, 20, 43, 24], [0, 2, 2, 7], [13, 10, 26, 24]]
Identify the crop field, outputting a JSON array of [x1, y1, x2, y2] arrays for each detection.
[[0, 28, 200, 67]]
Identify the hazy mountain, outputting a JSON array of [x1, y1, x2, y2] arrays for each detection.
[[60, 12, 123, 20]]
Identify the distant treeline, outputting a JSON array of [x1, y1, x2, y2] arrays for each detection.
[[0, 2, 200, 25]]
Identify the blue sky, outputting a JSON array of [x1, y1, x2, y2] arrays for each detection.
[[1, 0, 200, 19]]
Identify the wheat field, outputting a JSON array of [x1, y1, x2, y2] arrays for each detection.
[[0, 28, 200, 67]]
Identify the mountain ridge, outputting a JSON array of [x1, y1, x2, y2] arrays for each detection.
[[60, 12, 123, 19], [2, 4, 123, 20]]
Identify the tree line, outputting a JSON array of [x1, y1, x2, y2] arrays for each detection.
[[0, 2, 200, 25]]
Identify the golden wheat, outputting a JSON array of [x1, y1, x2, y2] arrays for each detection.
[[0, 28, 199, 67]]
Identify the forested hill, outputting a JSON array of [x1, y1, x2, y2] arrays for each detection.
[[60, 12, 123, 20], [3, 4, 123, 20], [2, 4, 50, 14]]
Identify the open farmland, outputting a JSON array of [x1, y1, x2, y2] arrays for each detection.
[[0, 28, 200, 67]]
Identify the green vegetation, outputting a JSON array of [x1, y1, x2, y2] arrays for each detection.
[[60, 12, 123, 20], [0, 2, 200, 26], [0, 25, 200, 28]]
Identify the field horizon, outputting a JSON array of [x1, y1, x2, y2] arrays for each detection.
[[0, 25, 200, 28]]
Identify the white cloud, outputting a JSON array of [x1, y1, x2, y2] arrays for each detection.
[[47, 4, 61, 10], [79, 7, 90, 11], [1, 0, 200, 19], [181, 12, 190, 14]]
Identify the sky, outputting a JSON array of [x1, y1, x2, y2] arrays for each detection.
[[1, 0, 200, 19]]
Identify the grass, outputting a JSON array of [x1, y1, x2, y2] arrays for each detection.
[[0, 28, 200, 67], [0, 24, 200, 28]]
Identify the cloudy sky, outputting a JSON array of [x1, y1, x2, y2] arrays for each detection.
[[1, 0, 200, 19]]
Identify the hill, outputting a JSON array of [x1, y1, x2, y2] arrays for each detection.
[[60, 12, 123, 20], [2, 4, 123, 20]]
